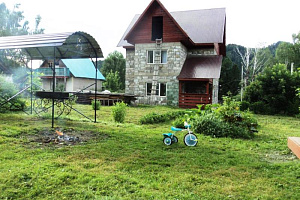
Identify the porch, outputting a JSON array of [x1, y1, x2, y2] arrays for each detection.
[[177, 55, 223, 109], [178, 80, 212, 108]]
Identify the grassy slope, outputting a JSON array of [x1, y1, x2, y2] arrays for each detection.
[[0, 106, 299, 199]]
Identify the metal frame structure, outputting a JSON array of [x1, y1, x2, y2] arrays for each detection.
[[0, 31, 103, 127]]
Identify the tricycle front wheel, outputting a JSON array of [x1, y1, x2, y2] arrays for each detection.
[[184, 133, 198, 147]]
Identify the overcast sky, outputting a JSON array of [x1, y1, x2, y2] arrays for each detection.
[[4, 0, 300, 58]]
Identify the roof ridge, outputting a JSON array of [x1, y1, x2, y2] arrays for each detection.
[[170, 7, 226, 14]]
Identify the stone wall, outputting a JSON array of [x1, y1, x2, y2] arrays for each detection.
[[125, 42, 187, 106]]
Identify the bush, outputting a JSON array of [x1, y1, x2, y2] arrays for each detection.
[[191, 114, 253, 139], [240, 101, 250, 111], [192, 114, 226, 137], [112, 101, 127, 123], [139, 110, 185, 124], [189, 96, 258, 139], [0, 75, 25, 113], [172, 116, 186, 128], [91, 100, 101, 110]]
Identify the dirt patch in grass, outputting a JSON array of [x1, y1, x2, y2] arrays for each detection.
[[20, 128, 109, 148], [262, 151, 298, 163]]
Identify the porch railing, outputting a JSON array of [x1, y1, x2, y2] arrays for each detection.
[[35, 68, 70, 77], [179, 93, 212, 108]]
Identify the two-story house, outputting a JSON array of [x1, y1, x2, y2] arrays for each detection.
[[37, 58, 105, 92], [118, 0, 226, 108]]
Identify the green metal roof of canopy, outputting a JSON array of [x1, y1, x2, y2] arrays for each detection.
[[0, 31, 103, 59]]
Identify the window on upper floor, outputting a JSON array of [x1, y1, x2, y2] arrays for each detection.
[[147, 50, 167, 64], [152, 16, 163, 41]]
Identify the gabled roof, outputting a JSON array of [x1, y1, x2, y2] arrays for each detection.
[[178, 56, 223, 79], [117, 0, 225, 47], [61, 58, 105, 80], [123, 0, 189, 44]]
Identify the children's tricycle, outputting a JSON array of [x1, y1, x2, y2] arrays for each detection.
[[162, 122, 198, 147]]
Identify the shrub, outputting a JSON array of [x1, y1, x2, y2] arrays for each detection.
[[139, 110, 185, 124], [0, 75, 25, 113], [249, 101, 270, 114], [112, 101, 127, 123], [192, 114, 226, 138], [92, 100, 101, 110], [191, 114, 253, 139], [189, 96, 258, 139], [240, 101, 250, 111], [172, 116, 186, 128]]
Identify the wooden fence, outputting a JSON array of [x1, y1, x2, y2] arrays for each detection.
[[178, 93, 212, 108]]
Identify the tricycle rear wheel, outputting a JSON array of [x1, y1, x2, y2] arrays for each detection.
[[163, 137, 172, 146]]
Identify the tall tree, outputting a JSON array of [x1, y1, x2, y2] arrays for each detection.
[[219, 57, 240, 98], [275, 42, 296, 66], [101, 51, 126, 91], [0, 3, 44, 74], [276, 32, 300, 69]]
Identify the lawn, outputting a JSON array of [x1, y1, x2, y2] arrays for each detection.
[[0, 105, 299, 199]]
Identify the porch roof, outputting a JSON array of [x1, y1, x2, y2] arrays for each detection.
[[178, 55, 222, 79]]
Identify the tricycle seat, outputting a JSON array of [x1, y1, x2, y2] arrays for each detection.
[[163, 133, 173, 137], [171, 127, 183, 132]]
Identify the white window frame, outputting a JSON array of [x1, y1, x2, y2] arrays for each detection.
[[147, 50, 167, 64], [146, 82, 167, 97]]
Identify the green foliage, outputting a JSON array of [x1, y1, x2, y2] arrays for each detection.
[[219, 57, 241, 98], [103, 70, 121, 92], [191, 113, 252, 139], [190, 96, 257, 139], [0, 3, 44, 36], [139, 110, 186, 124], [244, 63, 300, 115], [0, 3, 44, 74], [172, 116, 187, 128], [91, 100, 101, 110], [112, 101, 127, 123], [276, 42, 300, 68], [0, 74, 25, 112], [101, 51, 126, 91]]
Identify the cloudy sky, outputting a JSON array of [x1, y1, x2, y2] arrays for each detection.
[[4, 0, 300, 58]]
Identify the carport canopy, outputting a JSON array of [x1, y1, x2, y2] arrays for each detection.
[[0, 31, 103, 60], [0, 31, 104, 126]]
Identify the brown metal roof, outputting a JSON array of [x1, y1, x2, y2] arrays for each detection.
[[117, 7, 226, 47], [178, 55, 223, 79], [172, 8, 225, 44], [0, 31, 103, 60]]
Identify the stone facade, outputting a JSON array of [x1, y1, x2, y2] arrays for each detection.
[[125, 42, 187, 106]]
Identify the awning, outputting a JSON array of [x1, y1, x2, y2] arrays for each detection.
[[0, 31, 103, 60], [178, 55, 222, 79]]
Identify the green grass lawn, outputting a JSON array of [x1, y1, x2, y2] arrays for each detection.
[[0, 105, 299, 199]]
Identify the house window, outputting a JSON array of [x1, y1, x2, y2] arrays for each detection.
[[148, 51, 154, 63], [161, 50, 167, 63], [146, 83, 166, 96], [152, 16, 163, 41], [147, 50, 167, 64]]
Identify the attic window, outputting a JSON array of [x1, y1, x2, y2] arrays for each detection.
[[152, 16, 163, 41]]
